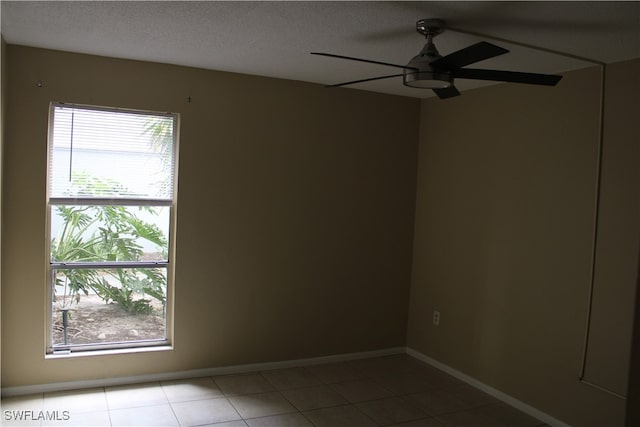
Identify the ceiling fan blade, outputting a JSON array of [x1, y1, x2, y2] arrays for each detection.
[[326, 73, 405, 88], [454, 68, 563, 86], [311, 52, 417, 71], [431, 42, 509, 70], [432, 86, 461, 99]]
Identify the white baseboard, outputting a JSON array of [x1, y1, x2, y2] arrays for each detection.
[[406, 347, 570, 427], [0, 346, 405, 397]]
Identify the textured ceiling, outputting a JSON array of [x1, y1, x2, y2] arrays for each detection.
[[2, 1, 639, 98]]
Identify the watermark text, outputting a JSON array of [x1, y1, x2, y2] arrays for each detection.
[[3, 410, 71, 422]]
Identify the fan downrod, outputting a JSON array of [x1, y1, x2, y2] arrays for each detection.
[[416, 18, 445, 38]]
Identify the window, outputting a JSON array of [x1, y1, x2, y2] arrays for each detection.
[[47, 103, 178, 353]]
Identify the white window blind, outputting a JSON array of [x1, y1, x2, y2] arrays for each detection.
[[49, 104, 176, 201]]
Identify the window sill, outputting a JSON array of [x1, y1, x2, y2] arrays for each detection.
[[45, 345, 173, 359]]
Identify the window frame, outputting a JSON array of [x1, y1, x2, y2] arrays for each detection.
[[45, 102, 179, 355]]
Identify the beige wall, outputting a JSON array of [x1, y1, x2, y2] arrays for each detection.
[[1, 45, 419, 387], [408, 59, 639, 426]]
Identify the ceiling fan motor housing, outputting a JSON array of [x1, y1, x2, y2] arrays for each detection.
[[403, 35, 453, 89]]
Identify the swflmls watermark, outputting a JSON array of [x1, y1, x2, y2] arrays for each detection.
[[3, 410, 71, 422]]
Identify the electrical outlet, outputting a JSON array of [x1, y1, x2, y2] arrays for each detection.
[[433, 310, 440, 326]]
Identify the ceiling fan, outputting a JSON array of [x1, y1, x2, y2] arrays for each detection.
[[311, 19, 563, 99]]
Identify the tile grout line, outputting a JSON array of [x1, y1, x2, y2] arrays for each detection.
[[269, 378, 324, 427], [223, 395, 252, 425], [100, 386, 114, 427], [158, 382, 182, 427]]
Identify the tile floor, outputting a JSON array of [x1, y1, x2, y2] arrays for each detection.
[[1, 354, 548, 427]]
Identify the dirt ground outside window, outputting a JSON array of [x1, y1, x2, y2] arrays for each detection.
[[52, 295, 165, 346]]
